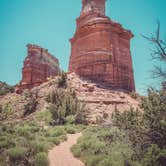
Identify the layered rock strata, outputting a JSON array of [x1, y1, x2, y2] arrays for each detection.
[[69, 0, 135, 92], [18, 44, 60, 92]]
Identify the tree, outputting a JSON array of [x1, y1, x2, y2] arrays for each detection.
[[143, 22, 166, 81]]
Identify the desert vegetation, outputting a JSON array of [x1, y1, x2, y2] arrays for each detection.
[[46, 89, 88, 125], [0, 82, 86, 165], [0, 82, 14, 96], [71, 88, 166, 166], [0, 112, 84, 166]]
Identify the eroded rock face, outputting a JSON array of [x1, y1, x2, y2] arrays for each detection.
[[69, 0, 135, 92], [67, 73, 140, 124], [17, 44, 60, 92]]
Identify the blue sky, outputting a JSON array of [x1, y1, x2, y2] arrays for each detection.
[[0, 0, 166, 94]]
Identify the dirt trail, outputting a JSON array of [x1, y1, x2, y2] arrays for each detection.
[[48, 133, 85, 166]]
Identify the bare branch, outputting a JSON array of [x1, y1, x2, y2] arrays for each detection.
[[143, 21, 166, 81]]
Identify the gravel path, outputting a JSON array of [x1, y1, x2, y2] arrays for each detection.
[[48, 133, 85, 166]]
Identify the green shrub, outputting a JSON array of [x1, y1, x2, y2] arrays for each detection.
[[14, 137, 29, 147], [71, 126, 134, 166], [35, 110, 52, 124], [8, 146, 27, 161], [16, 124, 36, 137], [31, 141, 48, 153], [0, 121, 68, 166], [48, 137, 61, 145], [65, 126, 76, 134], [75, 104, 88, 125], [0, 103, 13, 120], [0, 105, 2, 113], [65, 115, 76, 124], [0, 140, 9, 149], [46, 127, 66, 137], [130, 91, 139, 99], [57, 71, 67, 88], [110, 89, 166, 165], [47, 90, 87, 125], [34, 152, 49, 166], [84, 155, 104, 166], [0, 154, 7, 166], [101, 142, 133, 166], [58, 134, 67, 142], [23, 97, 38, 117], [71, 144, 82, 158], [0, 136, 15, 149], [141, 89, 166, 148], [0, 81, 14, 96], [142, 144, 166, 166]]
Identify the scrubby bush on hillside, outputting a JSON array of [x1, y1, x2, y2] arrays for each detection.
[[71, 89, 166, 166], [111, 88, 166, 165], [23, 98, 38, 117], [34, 152, 49, 166], [8, 146, 27, 162], [0, 103, 13, 120], [130, 91, 140, 99], [0, 81, 14, 96], [47, 90, 87, 125], [57, 71, 67, 88], [71, 126, 135, 166], [35, 110, 52, 125], [141, 89, 166, 148], [75, 104, 88, 125], [23, 90, 39, 117], [0, 120, 71, 166]]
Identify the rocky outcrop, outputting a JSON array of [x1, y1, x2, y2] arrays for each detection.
[[0, 73, 140, 123], [69, 0, 135, 92], [17, 44, 60, 92], [68, 73, 140, 124]]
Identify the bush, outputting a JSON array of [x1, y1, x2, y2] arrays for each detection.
[[75, 104, 88, 125], [0, 140, 9, 149], [0, 120, 68, 166], [8, 146, 27, 161], [47, 90, 87, 125], [71, 126, 134, 166], [86, 155, 105, 166], [100, 142, 134, 166], [141, 89, 166, 148], [142, 144, 166, 166], [0, 81, 14, 96], [57, 71, 67, 88], [130, 91, 139, 99], [65, 126, 76, 134], [111, 89, 166, 165], [48, 137, 61, 145], [0, 103, 13, 120], [46, 127, 66, 137], [34, 152, 49, 166], [35, 110, 52, 125], [31, 141, 48, 153], [65, 115, 76, 124], [23, 97, 38, 117]]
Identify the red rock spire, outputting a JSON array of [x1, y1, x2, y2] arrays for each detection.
[[69, 0, 135, 92], [81, 0, 106, 16]]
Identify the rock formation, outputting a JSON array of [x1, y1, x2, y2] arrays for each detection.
[[18, 44, 60, 92], [69, 0, 135, 92], [68, 73, 139, 124]]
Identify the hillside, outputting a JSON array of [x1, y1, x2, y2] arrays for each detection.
[[0, 73, 140, 124], [0, 73, 165, 166]]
